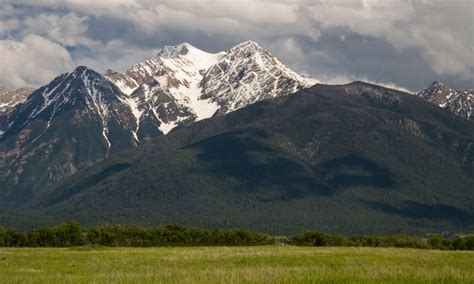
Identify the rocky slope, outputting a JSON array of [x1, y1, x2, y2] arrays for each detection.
[[416, 82, 473, 121]]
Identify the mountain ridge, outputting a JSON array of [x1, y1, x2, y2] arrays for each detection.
[[104, 40, 317, 136], [416, 81, 473, 121]]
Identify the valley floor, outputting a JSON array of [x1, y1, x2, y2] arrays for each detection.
[[0, 246, 473, 283]]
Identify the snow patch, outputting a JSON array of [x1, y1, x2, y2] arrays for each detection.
[[81, 70, 111, 150]]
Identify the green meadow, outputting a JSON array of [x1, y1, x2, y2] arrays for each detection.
[[0, 246, 473, 283]]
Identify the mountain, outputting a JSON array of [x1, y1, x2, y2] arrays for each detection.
[[21, 82, 474, 235], [416, 82, 473, 121], [0, 41, 317, 206], [0, 87, 35, 133], [105, 41, 316, 135], [200, 41, 317, 114], [0, 66, 138, 206]]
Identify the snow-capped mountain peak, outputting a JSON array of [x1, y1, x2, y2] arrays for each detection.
[[109, 43, 225, 95], [25, 66, 118, 119], [102, 41, 319, 135], [104, 43, 227, 135], [228, 40, 263, 53], [200, 41, 319, 114], [2, 65, 126, 145], [4, 41, 319, 141], [416, 81, 473, 120], [155, 42, 196, 58]]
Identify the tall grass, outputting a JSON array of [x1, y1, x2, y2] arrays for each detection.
[[0, 246, 472, 283]]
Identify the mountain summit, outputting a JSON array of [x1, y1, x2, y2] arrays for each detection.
[[105, 41, 317, 135], [416, 81, 473, 120]]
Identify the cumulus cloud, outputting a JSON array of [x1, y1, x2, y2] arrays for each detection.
[[22, 13, 89, 47], [0, 34, 73, 89], [301, 0, 473, 78], [0, 0, 472, 91]]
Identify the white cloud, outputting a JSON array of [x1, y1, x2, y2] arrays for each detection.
[[23, 13, 89, 46], [303, 0, 473, 78], [320, 74, 414, 93], [0, 18, 21, 36], [73, 39, 160, 74], [0, 0, 472, 90], [0, 34, 73, 89]]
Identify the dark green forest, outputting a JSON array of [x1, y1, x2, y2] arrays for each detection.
[[1, 82, 473, 235], [0, 222, 473, 250], [16, 82, 473, 236], [0, 222, 274, 247]]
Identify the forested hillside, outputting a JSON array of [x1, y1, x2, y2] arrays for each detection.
[[13, 82, 473, 235]]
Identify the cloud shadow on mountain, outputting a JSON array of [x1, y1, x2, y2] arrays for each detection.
[[362, 199, 474, 224], [37, 163, 131, 208], [314, 154, 398, 189], [186, 128, 332, 200]]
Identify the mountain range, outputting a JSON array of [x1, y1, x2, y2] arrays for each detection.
[[104, 40, 316, 137], [0, 41, 472, 234], [0, 41, 315, 206]]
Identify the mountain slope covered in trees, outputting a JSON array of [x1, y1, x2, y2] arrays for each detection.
[[18, 82, 474, 235]]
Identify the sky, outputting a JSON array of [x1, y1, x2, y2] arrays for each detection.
[[0, 0, 473, 92]]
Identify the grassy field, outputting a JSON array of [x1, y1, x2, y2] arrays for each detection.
[[0, 246, 473, 283]]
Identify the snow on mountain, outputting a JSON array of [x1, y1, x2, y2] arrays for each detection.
[[105, 42, 226, 135], [0, 67, 140, 189], [1, 66, 133, 149], [105, 41, 317, 135], [0, 87, 35, 113], [0, 86, 35, 134], [201, 40, 318, 114], [0, 40, 319, 193], [104, 69, 138, 96], [26, 67, 119, 123], [416, 82, 473, 120], [2, 41, 318, 141]]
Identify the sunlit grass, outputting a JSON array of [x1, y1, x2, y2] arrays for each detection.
[[0, 246, 472, 283]]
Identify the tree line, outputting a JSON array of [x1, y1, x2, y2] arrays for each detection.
[[0, 222, 273, 247], [289, 231, 474, 250], [0, 222, 473, 250]]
